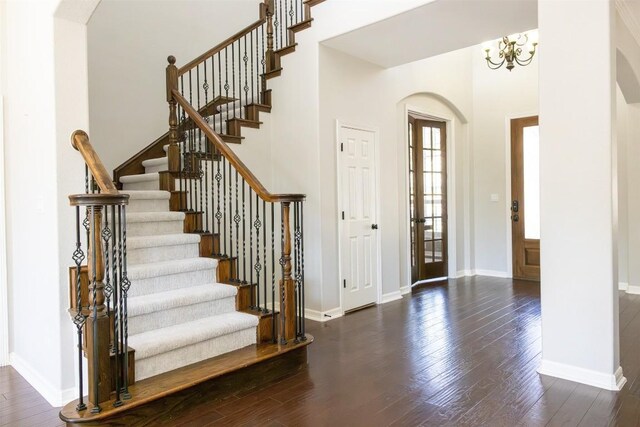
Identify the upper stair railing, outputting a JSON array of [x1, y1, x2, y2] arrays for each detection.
[[163, 0, 310, 346], [67, 131, 132, 412]]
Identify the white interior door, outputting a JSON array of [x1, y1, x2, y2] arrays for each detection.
[[339, 125, 379, 312]]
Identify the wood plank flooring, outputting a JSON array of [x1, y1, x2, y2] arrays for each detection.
[[3, 276, 640, 426]]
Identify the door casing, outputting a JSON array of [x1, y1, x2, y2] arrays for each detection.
[[336, 121, 382, 314]]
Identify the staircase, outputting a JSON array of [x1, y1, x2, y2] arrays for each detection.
[[60, 0, 324, 424]]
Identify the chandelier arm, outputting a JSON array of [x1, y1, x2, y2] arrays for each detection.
[[514, 54, 535, 66], [485, 57, 506, 70]]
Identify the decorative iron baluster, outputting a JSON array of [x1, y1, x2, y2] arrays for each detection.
[[249, 188, 254, 307], [188, 70, 195, 212], [250, 29, 255, 106], [293, 201, 300, 342], [89, 207, 101, 413], [218, 52, 224, 133], [278, 203, 286, 345], [243, 36, 249, 115], [300, 201, 306, 339], [229, 159, 234, 264], [274, 0, 280, 50], [223, 157, 227, 256], [263, 200, 268, 313], [120, 205, 131, 399], [224, 47, 230, 127], [261, 23, 266, 101], [180, 76, 186, 211], [270, 201, 276, 342], [197, 64, 204, 230], [216, 156, 223, 256], [72, 206, 87, 411], [232, 42, 236, 120], [242, 179, 247, 284], [254, 193, 261, 310], [203, 61, 210, 233], [102, 209, 113, 341], [111, 205, 122, 407], [234, 170, 240, 281]]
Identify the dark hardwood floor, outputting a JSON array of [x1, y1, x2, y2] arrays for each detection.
[[3, 276, 640, 426]]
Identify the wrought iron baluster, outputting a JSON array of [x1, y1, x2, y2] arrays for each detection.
[[263, 200, 268, 313], [254, 193, 261, 310], [224, 47, 230, 127], [250, 29, 255, 106], [285, 0, 289, 45], [203, 61, 210, 233], [218, 52, 223, 133], [232, 42, 236, 120], [223, 157, 227, 256], [242, 179, 247, 284], [261, 24, 266, 102], [249, 188, 254, 308], [243, 36, 249, 118], [300, 202, 306, 339], [293, 201, 299, 341], [89, 207, 100, 413], [234, 170, 240, 281], [111, 205, 122, 407], [188, 70, 195, 212], [179, 76, 186, 211], [120, 205, 131, 399], [270, 201, 276, 342], [278, 203, 285, 345], [229, 160, 234, 264], [72, 206, 87, 411], [215, 155, 222, 255], [197, 64, 204, 231]]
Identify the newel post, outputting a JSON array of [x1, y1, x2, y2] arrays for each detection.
[[166, 56, 180, 172], [86, 206, 111, 410], [280, 202, 296, 342], [265, 0, 276, 74]]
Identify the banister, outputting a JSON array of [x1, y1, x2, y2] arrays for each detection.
[[171, 89, 305, 203], [177, 2, 268, 76], [71, 130, 119, 195]]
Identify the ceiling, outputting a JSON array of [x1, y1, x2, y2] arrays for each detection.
[[321, 0, 538, 68]]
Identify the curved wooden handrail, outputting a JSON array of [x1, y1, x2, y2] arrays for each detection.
[[171, 90, 305, 203], [178, 2, 268, 76], [71, 130, 119, 195], [69, 193, 130, 207]]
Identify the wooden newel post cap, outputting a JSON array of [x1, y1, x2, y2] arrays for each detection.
[[71, 130, 88, 150], [167, 55, 176, 65]]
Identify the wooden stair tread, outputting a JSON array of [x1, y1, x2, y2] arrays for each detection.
[[289, 18, 313, 33], [241, 307, 279, 318], [275, 43, 297, 56], [198, 95, 237, 117], [59, 336, 313, 423], [262, 68, 283, 80]]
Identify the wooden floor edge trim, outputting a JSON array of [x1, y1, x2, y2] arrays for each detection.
[[59, 335, 313, 424]]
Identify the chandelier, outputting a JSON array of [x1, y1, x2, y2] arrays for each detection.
[[484, 33, 538, 71]]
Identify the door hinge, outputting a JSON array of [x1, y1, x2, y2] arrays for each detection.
[[340, 142, 344, 152], [341, 211, 345, 220], [343, 279, 346, 289]]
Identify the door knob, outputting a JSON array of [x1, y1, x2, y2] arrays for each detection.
[[371, 224, 378, 230]]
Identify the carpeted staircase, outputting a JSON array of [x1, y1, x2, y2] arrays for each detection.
[[120, 153, 258, 380]]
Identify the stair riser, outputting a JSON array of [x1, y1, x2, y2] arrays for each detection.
[[135, 327, 256, 381], [128, 268, 217, 298], [128, 243, 200, 265], [128, 220, 184, 237], [129, 297, 237, 336], [123, 180, 159, 191], [145, 161, 168, 174], [127, 199, 170, 213]]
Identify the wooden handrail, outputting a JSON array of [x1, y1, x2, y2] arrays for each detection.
[[171, 90, 305, 203], [178, 2, 268, 76], [71, 130, 119, 195]]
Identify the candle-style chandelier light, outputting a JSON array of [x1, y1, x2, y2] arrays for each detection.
[[484, 33, 538, 71]]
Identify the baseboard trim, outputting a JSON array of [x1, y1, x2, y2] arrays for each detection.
[[538, 359, 627, 391], [619, 282, 629, 291], [400, 285, 411, 295], [455, 269, 510, 279], [380, 291, 403, 304], [304, 307, 343, 322], [9, 352, 76, 407], [626, 284, 640, 295]]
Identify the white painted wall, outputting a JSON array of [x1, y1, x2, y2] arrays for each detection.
[[0, 0, 9, 367], [617, 85, 629, 289], [2, 0, 97, 406], [538, 0, 624, 390], [87, 0, 262, 172]]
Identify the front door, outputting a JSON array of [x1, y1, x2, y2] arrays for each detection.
[[511, 116, 540, 281], [408, 116, 448, 283], [339, 126, 379, 312]]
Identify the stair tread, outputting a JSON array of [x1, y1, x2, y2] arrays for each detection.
[[124, 190, 171, 200], [127, 233, 201, 249], [127, 211, 185, 223], [129, 311, 259, 360], [128, 283, 238, 318], [128, 257, 218, 280], [141, 157, 168, 167], [120, 172, 160, 184]]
